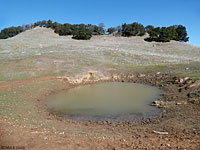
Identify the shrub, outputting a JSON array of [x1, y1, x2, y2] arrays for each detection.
[[72, 27, 92, 40], [107, 27, 116, 34], [121, 22, 145, 37]]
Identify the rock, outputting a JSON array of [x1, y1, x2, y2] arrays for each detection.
[[139, 74, 145, 77], [187, 89, 200, 98], [166, 144, 171, 148], [166, 80, 175, 84], [184, 77, 190, 81], [185, 67, 189, 70], [112, 75, 118, 80], [176, 102, 182, 105], [187, 92, 197, 98], [152, 100, 165, 107], [189, 80, 200, 88], [179, 78, 184, 83], [174, 80, 179, 84], [188, 98, 200, 104], [152, 130, 168, 135], [156, 72, 161, 75]]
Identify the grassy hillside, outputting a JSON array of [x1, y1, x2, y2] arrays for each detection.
[[0, 27, 199, 80]]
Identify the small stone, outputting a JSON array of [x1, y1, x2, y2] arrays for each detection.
[[189, 80, 200, 88], [184, 77, 190, 81], [176, 102, 182, 105], [179, 78, 184, 83], [166, 144, 171, 147], [152, 100, 164, 107], [188, 98, 199, 104], [139, 74, 145, 77]]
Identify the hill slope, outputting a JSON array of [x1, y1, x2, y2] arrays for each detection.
[[0, 27, 199, 80]]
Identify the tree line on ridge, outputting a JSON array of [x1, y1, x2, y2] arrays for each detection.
[[0, 19, 189, 42]]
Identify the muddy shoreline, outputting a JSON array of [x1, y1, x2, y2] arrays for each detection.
[[43, 72, 199, 125]]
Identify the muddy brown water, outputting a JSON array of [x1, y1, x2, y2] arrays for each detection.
[[46, 82, 163, 121]]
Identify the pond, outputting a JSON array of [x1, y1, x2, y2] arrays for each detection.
[[46, 82, 162, 121]]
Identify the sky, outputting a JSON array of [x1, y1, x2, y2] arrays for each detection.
[[0, 0, 199, 46]]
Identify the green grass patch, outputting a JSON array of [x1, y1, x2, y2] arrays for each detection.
[[176, 71, 200, 79], [0, 80, 65, 125], [124, 64, 169, 73]]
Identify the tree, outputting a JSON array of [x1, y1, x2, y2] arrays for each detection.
[[158, 27, 171, 42], [145, 25, 154, 33], [174, 25, 189, 42], [54, 23, 74, 36], [98, 23, 105, 35], [121, 23, 131, 37], [46, 19, 53, 28], [34, 20, 47, 27], [130, 22, 145, 36], [107, 27, 116, 34], [116, 26, 121, 33], [121, 22, 145, 37], [115, 25, 122, 36], [51, 22, 60, 29], [137, 24, 145, 36], [0, 20, 190, 43], [22, 24, 32, 30], [0, 29, 9, 39], [145, 27, 161, 42], [72, 27, 92, 40], [145, 25, 189, 43], [167, 26, 178, 41], [88, 25, 99, 35], [0, 26, 24, 39]]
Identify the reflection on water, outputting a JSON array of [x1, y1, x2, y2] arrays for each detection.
[[46, 82, 162, 121]]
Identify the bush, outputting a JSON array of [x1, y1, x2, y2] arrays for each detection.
[[145, 25, 154, 34], [145, 25, 188, 43], [107, 27, 116, 34], [54, 23, 74, 36], [72, 27, 92, 40], [121, 22, 145, 37], [0, 26, 24, 39], [174, 25, 189, 42]]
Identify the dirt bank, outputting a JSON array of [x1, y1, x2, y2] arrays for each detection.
[[0, 73, 200, 150]]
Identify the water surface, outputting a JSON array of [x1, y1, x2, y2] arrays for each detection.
[[46, 82, 162, 121]]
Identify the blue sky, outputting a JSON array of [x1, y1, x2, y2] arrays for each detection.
[[0, 0, 199, 46]]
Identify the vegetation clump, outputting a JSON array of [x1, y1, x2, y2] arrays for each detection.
[[145, 25, 189, 42], [72, 25, 92, 40], [0, 19, 189, 42], [107, 27, 116, 35], [0, 26, 24, 39], [121, 22, 145, 37]]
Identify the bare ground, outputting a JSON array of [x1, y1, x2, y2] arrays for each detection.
[[0, 73, 200, 150], [0, 27, 200, 150]]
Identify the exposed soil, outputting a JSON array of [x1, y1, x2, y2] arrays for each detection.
[[0, 73, 200, 150], [0, 27, 199, 149]]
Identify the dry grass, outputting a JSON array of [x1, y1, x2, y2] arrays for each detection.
[[0, 27, 199, 80]]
